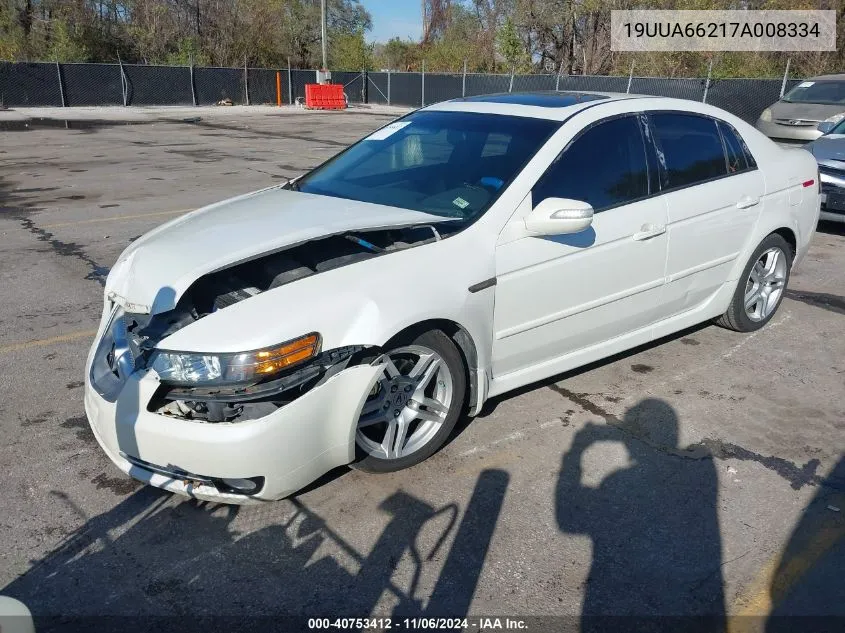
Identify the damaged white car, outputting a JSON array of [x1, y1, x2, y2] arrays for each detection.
[[85, 92, 820, 503]]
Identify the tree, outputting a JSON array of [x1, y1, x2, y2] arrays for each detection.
[[497, 17, 528, 72], [330, 28, 371, 70], [376, 37, 417, 71]]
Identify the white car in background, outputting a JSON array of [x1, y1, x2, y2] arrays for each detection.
[[85, 91, 820, 504]]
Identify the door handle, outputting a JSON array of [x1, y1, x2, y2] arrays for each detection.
[[736, 196, 760, 209], [632, 223, 666, 241]]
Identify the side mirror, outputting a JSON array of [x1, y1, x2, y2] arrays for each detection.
[[0, 597, 35, 633], [817, 121, 835, 135], [524, 197, 594, 236]]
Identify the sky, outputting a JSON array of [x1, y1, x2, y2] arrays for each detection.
[[365, 0, 422, 43]]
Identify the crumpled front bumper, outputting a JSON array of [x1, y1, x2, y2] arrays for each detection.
[[83, 361, 382, 504]]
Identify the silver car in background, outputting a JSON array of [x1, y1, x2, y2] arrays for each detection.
[[756, 74, 845, 143], [805, 116, 845, 223]]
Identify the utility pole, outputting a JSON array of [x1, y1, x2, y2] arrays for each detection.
[[320, 0, 328, 71]]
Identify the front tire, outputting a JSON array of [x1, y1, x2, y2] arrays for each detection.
[[351, 329, 466, 473], [716, 233, 792, 332]]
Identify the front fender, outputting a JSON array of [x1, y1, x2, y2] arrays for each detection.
[[156, 232, 496, 388]]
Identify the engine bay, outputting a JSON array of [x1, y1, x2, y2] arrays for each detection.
[[119, 225, 451, 422]]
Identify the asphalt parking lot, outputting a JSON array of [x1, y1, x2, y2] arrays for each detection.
[[1, 105, 843, 630]]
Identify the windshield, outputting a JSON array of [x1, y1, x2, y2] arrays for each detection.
[[783, 80, 845, 105], [296, 110, 559, 220], [830, 118, 845, 134]]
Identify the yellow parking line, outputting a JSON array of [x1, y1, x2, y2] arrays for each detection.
[[728, 512, 845, 632], [43, 208, 192, 229], [0, 329, 98, 354]]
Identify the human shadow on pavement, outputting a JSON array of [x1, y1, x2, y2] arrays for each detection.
[[766, 455, 845, 632], [555, 398, 726, 633], [2, 469, 508, 632]]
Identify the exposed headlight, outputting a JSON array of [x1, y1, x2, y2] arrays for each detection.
[[760, 108, 772, 122], [149, 333, 321, 386], [822, 112, 845, 125]]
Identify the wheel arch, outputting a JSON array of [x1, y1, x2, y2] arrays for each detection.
[[771, 226, 797, 259], [385, 318, 483, 415]]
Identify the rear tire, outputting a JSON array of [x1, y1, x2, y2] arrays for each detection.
[[716, 233, 792, 332], [351, 329, 466, 474]]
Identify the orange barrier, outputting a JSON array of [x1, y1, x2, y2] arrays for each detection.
[[305, 83, 346, 110]]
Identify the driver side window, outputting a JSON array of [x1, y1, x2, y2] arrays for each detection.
[[533, 116, 649, 212]]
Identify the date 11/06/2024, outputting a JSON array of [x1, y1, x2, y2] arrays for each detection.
[[307, 617, 528, 630]]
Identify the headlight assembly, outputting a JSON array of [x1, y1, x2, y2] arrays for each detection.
[[759, 108, 772, 122], [149, 333, 321, 386], [822, 112, 845, 126]]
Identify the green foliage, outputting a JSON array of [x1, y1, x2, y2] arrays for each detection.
[[164, 38, 210, 67], [0, 0, 842, 79], [47, 19, 90, 62], [496, 18, 529, 73], [0, 1, 23, 60], [376, 37, 418, 71], [330, 29, 372, 70]]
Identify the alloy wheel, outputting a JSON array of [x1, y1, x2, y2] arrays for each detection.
[[744, 246, 787, 322], [356, 345, 454, 461]]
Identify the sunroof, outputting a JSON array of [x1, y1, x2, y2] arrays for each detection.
[[455, 91, 609, 107]]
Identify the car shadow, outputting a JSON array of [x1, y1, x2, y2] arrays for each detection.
[[766, 455, 845, 630], [2, 469, 509, 630], [816, 220, 845, 237]]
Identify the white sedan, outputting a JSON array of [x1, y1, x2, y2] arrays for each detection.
[[84, 92, 820, 503]]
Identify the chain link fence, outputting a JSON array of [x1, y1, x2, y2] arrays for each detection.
[[0, 60, 804, 124]]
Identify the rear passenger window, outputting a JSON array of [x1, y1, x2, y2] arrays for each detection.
[[717, 121, 748, 173], [533, 116, 649, 211], [650, 113, 727, 189], [729, 123, 757, 169]]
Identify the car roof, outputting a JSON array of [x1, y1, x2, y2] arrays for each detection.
[[807, 73, 845, 81], [425, 90, 647, 120], [423, 90, 754, 130], [453, 91, 610, 107]]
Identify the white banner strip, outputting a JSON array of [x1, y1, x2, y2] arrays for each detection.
[[611, 10, 837, 52]]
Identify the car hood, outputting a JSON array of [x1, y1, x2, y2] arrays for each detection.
[[105, 186, 453, 315], [769, 101, 845, 122], [805, 134, 845, 162]]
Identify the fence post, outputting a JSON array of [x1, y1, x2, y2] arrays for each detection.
[[55, 57, 67, 107], [509, 65, 514, 92], [362, 68, 368, 104], [462, 59, 467, 97], [626, 60, 635, 94], [287, 57, 293, 105], [555, 59, 564, 91], [702, 58, 713, 103], [421, 60, 425, 107], [244, 56, 250, 105], [118, 53, 127, 106], [189, 54, 197, 106], [387, 69, 391, 105], [276, 71, 282, 106], [780, 57, 791, 98]]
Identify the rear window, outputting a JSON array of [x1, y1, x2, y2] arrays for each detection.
[[649, 113, 727, 189]]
